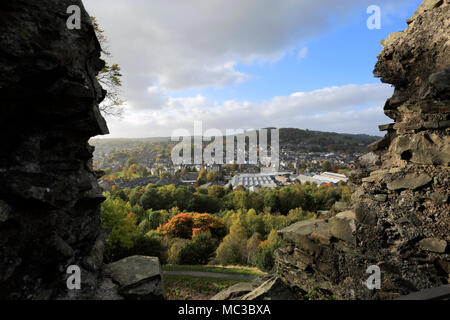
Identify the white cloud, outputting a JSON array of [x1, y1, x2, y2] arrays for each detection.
[[297, 47, 308, 61], [82, 0, 413, 138], [103, 83, 393, 138], [84, 0, 410, 94]]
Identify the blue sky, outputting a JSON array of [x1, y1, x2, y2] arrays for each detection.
[[85, 0, 423, 138], [170, 0, 421, 103]]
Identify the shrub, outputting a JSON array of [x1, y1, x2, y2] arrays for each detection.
[[178, 231, 217, 265]]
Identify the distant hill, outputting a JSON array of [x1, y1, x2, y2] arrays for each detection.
[[278, 128, 380, 153], [90, 128, 380, 155]]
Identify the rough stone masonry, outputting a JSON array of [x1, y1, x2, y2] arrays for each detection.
[[273, 0, 449, 300], [0, 0, 109, 299]]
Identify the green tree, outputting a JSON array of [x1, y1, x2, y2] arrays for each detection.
[[140, 187, 159, 210], [197, 168, 207, 185], [254, 229, 283, 271], [321, 160, 332, 172], [100, 197, 139, 262], [178, 231, 217, 265], [214, 222, 248, 265]]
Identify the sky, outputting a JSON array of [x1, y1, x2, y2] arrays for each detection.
[[83, 0, 423, 138]]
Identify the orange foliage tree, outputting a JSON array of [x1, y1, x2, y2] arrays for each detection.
[[158, 212, 226, 240]]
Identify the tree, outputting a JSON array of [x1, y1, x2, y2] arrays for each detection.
[[91, 16, 125, 117], [214, 222, 248, 265], [254, 229, 283, 271], [197, 168, 207, 185], [321, 160, 332, 172], [178, 231, 217, 265], [126, 157, 138, 168], [100, 198, 140, 262]]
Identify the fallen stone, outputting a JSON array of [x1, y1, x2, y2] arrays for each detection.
[[329, 211, 356, 245], [277, 220, 328, 254], [429, 191, 448, 204], [104, 255, 164, 300], [210, 282, 253, 300], [240, 277, 296, 300], [418, 238, 447, 253], [387, 173, 432, 191], [373, 194, 387, 202], [362, 169, 390, 183]]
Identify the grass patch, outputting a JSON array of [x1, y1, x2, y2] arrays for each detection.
[[164, 275, 246, 300], [162, 264, 266, 276]]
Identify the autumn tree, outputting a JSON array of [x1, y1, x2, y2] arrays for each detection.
[[91, 16, 125, 117]]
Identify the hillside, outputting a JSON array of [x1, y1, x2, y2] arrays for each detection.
[[279, 128, 380, 153], [90, 128, 380, 156]]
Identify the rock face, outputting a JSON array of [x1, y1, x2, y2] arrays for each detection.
[[274, 0, 449, 300], [0, 0, 109, 299]]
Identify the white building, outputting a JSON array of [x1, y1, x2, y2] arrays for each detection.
[[231, 173, 277, 190], [311, 172, 348, 185], [296, 174, 328, 186]]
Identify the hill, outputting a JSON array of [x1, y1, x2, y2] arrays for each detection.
[[90, 128, 380, 155]]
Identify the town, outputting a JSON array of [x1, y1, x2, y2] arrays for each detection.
[[93, 135, 357, 192]]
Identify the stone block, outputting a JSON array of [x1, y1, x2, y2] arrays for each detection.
[[104, 256, 164, 300], [418, 238, 447, 253], [329, 211, 356, 245]]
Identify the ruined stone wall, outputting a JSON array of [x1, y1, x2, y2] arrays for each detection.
[[275, 0, 449, 300], [0, 0, 108, 299]]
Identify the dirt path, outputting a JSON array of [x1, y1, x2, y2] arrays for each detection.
[[163, 270, 256, 281]]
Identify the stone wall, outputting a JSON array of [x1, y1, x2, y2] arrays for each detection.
[[0, 0, 109, 299], [275, 0, 449, 300]]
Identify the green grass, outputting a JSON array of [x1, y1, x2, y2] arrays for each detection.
[[162, 264, 266, 276], [164, 275, 245, 300]]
